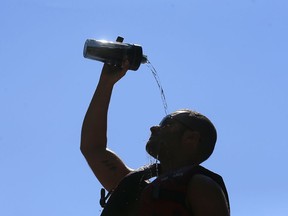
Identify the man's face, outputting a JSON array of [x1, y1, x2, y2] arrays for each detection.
[[146, 116, 187, 160]]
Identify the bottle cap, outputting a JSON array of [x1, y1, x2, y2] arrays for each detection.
[[141, 55, 148, 64]]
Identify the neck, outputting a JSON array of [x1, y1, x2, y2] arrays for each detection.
[[159, 160, 197, 175]]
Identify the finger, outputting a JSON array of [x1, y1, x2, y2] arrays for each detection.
[[121, 59, 130, 70]]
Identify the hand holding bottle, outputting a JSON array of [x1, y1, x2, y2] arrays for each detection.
[[99, 59, 130, 85]]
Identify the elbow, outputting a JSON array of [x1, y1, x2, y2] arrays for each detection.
[[80, 139, 95, 157], [80, 143, 97, 160], [80, 138, 107, 157], [80, 136, 91, 157], [80, 143, 88, 156], [80, 127, 108, 157]]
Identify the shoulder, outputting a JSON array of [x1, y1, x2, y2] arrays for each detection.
[[186, 174, 230, 216]]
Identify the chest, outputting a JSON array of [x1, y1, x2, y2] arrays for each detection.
[[139, 173, 192, 216]]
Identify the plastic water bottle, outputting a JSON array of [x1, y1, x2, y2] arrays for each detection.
[[83, 36, 147, 71]]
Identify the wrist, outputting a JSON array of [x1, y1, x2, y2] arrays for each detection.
[[98, 75, 116, 88]]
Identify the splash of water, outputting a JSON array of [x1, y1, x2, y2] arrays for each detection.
[[146, 60, 169, 115], [155, 154, 159, 177], [143, 60, 167, 179]]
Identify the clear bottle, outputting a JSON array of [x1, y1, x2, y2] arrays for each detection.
[[83, 36, 147, 71]]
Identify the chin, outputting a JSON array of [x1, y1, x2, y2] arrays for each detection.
[[145, 143, 158, 158]]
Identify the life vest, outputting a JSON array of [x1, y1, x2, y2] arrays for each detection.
[[100, 164, 229, 216], [138, 165, 230, 216], [100, 164, 159, 216]]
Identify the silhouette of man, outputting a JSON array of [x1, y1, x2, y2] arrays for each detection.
[[81, 61, 230, 215]]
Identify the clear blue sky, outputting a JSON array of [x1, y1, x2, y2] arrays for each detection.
[[1, 0, 288, 215]]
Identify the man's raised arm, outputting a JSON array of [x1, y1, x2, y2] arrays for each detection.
[[80, 61, 132, 191]]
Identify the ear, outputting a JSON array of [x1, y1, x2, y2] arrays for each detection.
[[182, 131, 201, 148]]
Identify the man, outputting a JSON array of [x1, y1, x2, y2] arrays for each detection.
[[81, 61, 230, 215]]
